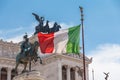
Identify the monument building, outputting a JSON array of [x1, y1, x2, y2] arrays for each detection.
[[0, 38, 91, 80]]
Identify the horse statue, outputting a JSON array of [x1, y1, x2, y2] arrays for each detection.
[[48, 22, 61, 33], [43, 20, 50, 33], [15, 41, 42, 74], [54, 24, 61, 32]]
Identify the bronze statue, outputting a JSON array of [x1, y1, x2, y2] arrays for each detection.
[[54, 23, 61, 32], [48, 22, 61, 33], [15, 34, 42, 74], [32, 13, 45, 34], [44, 20, 50, 33], [20, 33, 31, 56], [32, 13, 61, 34], [32, 13, 44, 27], [104, 72, 109, 80]]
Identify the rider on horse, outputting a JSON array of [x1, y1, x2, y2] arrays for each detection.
[[20, 33, 31, 56]]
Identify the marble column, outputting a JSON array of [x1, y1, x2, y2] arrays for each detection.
[[66, 65, 70, 80], [0, 67, 2, 80], [58, 59, 62, 80], [86, 65, 89, 80], [74, 67, 78, 80], [7, 68, 12, 80]]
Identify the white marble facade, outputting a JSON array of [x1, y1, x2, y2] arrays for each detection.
[[0, 39, 92, 80]]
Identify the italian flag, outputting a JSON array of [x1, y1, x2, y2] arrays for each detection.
[[37, 25, 80, 54]]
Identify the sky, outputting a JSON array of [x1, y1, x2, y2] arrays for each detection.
[[0, 0, 120, 80]]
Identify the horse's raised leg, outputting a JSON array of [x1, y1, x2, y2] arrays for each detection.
[[29, 58, 31, 71], [37, 56, 42, 64], [14, 62, 19, 75], [22, 62, 27, 73]]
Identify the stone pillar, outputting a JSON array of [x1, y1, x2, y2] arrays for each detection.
[[58, 59, 62, 80], [7, 68, 12, 80], [76, 66, 83, 80], [74, 67, 78, 80], [66, 65, 70, 80], [86, 65, 89, 80], [0, 67, 2, 79]]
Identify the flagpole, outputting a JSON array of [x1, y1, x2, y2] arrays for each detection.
[[79, 6, 86, 80]]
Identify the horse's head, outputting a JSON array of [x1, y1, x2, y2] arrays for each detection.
[[54, 22, 57, 27], [34, 41, 39, 47], [29, 41, 39, 57], [58, 25, 61, 28], [31, 41, 39, 52], [46, 20, 49, 23]]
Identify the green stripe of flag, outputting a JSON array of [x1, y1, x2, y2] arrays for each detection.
[[66, 25, 80, 54]]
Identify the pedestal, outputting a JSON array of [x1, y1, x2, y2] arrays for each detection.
[[13, 71, 44, 80]]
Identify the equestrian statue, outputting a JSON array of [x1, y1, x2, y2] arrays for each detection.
[[15, 33, 42, 74]]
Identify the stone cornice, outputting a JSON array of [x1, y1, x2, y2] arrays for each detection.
[[0, 53, 92, 67], [0, 57, 16, 68], [41, 54, 92, 65]]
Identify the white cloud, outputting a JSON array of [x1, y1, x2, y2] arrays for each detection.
[[5, 32, 34, 43], [0, 27, 23, 35], [6, 27, 23, 34], [88, 44, 120, 80], [6, 35, 23, 43], [3, 22, 36, 43], [48, 21, 54, 28], [60, 22, 74, 29]]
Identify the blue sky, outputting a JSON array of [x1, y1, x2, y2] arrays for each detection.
[[0, 0, 120, 53], [0, 0, 120, 80]]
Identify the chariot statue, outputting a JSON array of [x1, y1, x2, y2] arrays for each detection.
[[32, 13, 61, 35]]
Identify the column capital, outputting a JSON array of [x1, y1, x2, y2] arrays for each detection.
[[72, 67, 77, 71], [76, 66, 83, 77], [66, 65, 70, 80], [76, 66, 83, 71], [7, 67, 12, 71], [63, 65, 71, 69]]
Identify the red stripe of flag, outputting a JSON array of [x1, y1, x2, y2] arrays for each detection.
[[37, 32, 54, 53]]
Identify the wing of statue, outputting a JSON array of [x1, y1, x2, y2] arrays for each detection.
[[103, 72, 107, 75], [32, 13, 40, 22]]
